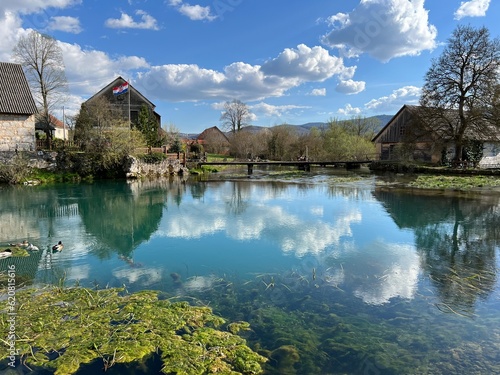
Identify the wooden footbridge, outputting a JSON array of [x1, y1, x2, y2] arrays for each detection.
[[198, 159, 374, 175]]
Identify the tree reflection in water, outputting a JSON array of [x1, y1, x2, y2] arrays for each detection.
[[373, 188, 499, 316]]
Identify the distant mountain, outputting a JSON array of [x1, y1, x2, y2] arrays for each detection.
[[299, 115, 393, 131], [181, 114, 394, 138]]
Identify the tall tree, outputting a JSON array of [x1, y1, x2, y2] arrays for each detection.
[[420, 25, 500, 162], [164, 123, 182, 153], [136, 104, 159, 147], [220, 99, 251, 133], [12, 30, 68, 143], [73, 97, 145, 176]]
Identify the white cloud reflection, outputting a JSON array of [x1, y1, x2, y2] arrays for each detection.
[[156, 195, 362, 257], [351, 242, 420, 305], [113, 266, 163, 286]]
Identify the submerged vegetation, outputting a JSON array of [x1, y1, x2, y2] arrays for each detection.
[[0, 287, 266, 374], [171, 267, 500, 375]]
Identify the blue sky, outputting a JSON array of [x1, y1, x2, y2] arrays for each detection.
[[0, 0, 498, 134]]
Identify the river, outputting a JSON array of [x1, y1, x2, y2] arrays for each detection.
[[1, 171, 499, 374]]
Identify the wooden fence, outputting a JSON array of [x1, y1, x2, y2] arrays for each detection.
[[36, 142, 183, 161], [36, 139, 82, 151]]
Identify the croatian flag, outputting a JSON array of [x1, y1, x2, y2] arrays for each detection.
[[113, 82, 129, 95]]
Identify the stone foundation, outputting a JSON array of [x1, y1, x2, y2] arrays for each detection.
[[0, 151, 57, 170], [126, 156, 189, 178], [0, 152, 188, 177]]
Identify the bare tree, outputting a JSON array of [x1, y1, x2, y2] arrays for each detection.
[[340, 115, 381, 140], [12, 30, 68, 142], [220, 99, 251, 133], [420, 25, 500, 162], [228, 130, 265, 159]]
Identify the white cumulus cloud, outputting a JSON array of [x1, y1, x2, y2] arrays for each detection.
[[336, 79, 366, 95], [105, 10, 159, 30], [250, 102, 310, 117], [135, 44, 358, 102], [47, 16, 82, 33], [454, 0, 490, 19], [168, 1, 216, 21], [323, 0, 437, 62], [261, 44, 346, 82], [337, 104, 361, 116], [0, 0, 81, 14], [309, 88, 327, 96], [364, 85, 421, 111]]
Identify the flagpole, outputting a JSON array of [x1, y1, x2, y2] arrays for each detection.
[[128, 79, 131, 128], [62, 106, 66, 141]]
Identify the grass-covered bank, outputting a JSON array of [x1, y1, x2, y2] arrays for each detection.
[[370, 161, 500, 191]]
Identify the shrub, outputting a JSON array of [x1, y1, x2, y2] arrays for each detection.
[[0, 154, 33, 184]]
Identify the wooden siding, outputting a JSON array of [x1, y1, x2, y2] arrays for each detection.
[[373, 105, 413, 144]]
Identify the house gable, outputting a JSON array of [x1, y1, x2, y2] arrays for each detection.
[[197, 126, 229, 143], [372, 105, 442, 162], [372, 105, 416, 144], [83, 77, 161, 128], [0, 62, 37, 152], [196, 126, 230, 154]]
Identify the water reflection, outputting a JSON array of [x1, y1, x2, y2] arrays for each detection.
[[374, 187, 499, 315], [155, 181, 364, 256], [78, 181, 164, 257], [2, 177, 500, 374]]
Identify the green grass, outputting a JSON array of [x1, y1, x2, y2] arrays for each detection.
[[29, 169, 90, 184], [409, 175, 500, 190]]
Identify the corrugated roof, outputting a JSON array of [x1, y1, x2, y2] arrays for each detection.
[[0, 62, 38, 115]]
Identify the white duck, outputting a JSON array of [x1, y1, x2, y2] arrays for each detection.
[[27, 243, 39, 251], [0, 249, 12, 259]]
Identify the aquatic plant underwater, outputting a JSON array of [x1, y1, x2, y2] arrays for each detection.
[[2, 256, 500, 375], [0, 286, 266, 375]]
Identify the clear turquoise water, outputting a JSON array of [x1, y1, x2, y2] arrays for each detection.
[[1, 174, 500, 374]]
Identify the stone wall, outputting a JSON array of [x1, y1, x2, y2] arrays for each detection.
[[0, 151, 189, 178], [0, 150, 57, 170], [126, 156, 189, 178], [0, 113, 36, 152]]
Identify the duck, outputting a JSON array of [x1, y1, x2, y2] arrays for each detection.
[[52, 241, 64, 252], [0, 249, 12, 259], [9, 240, 28, 247], [27, 243, 39, 251]]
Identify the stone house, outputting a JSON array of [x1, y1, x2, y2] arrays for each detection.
[[0, 62, 38, 152]]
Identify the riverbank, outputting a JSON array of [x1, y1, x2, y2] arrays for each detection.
[[369, 160, 500, 176]]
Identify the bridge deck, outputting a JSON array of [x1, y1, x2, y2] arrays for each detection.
[[198, 160, 373, 174]]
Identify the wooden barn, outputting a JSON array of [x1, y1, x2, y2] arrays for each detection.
[[372, 105, 441, 162], [373, 104, 500, 166]]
